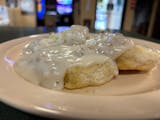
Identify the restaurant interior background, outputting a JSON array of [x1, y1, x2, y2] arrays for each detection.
[[0, 0, 160, 39]]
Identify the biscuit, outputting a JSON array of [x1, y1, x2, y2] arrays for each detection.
[[116, 45, 159, 71]]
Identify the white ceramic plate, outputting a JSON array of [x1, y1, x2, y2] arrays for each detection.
[[0, 34, 160, 119]]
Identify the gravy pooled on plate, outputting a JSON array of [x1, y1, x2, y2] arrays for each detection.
[[14, 25, 135, 90]]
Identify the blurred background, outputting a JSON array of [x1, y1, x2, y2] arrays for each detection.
[[0, 0, 160, 39]]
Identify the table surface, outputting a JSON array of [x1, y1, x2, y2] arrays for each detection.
[[0, 27, 160, 120]]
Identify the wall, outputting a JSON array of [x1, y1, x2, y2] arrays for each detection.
[[74, 0, 96, 30], [0, 0, 36, 27]]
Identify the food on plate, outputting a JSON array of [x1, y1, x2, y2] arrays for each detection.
[[14, 25, 159, 90], [116, 45, 160, 71], [64, 55, 118, 89]]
